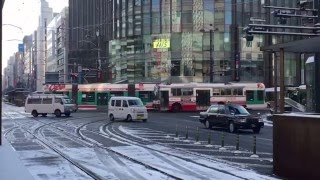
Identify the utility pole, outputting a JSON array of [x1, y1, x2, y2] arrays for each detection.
[[314, 0, 320, 113], [209, 28, 214, 83], [96, 29, 101, 82]]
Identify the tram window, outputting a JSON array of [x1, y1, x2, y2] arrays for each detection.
[[233, 88, 243, 96], [213, 89, 220, 95], [82, 92, 95, 102], [225, 89, 232, 95], [182, 88, 193, 96], [246, 91, 254, 101], [172, 88, 182, 96], [257, 90, 264, 101], [221, 89, 225, 95]]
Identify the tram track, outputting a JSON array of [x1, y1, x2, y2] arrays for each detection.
[[8, 114, 182, 179], [103, 123, 276, 180]]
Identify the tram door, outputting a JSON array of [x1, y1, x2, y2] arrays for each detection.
[[160, 91, 169, 110], [196, 90, 210, 109], [97, 93, 108, 107]]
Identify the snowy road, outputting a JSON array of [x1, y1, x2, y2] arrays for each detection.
[[2, 103, 278, 180]]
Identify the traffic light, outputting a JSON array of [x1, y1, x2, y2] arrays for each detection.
[[70, 73, 78, 83], [70, 73, 78, 78]]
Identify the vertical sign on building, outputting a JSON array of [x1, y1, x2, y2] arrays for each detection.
[[18, 44, 24, 52], [235, 52, 240, 81]]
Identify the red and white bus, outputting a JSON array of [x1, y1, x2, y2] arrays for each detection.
[[154, 82, 266, 111]]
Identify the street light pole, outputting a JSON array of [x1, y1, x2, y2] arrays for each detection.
[[96, 29, 101, 81], [209, 28, 214, 83]]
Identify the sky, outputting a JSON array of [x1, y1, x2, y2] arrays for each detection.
[[2, 0, 68, 73]]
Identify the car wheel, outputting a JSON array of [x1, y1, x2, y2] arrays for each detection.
[[253, 127, 261, 134], [127, 115, 132, 122], [54, 109, 62, 117], [228, 121, 236, 133], [32, 110, 38, 117], [41, 113, 47, 117], [65, 112, 71, 117], [205, 120, 212, 129]]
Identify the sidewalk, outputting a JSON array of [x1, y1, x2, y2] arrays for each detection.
[[0, 137, 34, 180]]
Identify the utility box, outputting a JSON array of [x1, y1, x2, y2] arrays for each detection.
[[273, 114, 320, 179]]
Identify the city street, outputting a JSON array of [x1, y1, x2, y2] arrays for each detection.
[[2, 103, 276, 180]]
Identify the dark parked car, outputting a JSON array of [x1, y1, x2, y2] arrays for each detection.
[[199, 104, 264, 133]]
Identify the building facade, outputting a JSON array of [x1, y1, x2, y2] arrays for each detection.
[[23, 35, 33, 89], [107, 0, 315, 87], [108, 0, 267, 84], [55, 7, 69, 83], [36, 0, 53, 91], [68, 0, 112, 83]]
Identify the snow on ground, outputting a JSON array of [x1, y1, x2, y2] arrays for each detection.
[[110, 145, 241, 180], [17, 149, 91, 180], [63, 147, 173, 180], [115, 126, 278, 180]]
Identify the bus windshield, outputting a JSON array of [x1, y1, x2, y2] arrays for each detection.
[[128, 99, 144, 107]]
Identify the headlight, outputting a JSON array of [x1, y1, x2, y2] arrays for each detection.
[[131, 109, 136, 113]]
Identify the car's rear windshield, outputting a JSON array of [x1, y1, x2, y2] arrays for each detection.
[[128, 99, 144, 107]]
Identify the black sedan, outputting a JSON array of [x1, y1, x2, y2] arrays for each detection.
[[199, 104, 264, 133]]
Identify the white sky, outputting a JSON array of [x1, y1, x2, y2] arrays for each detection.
[[2, 0, 68, 73]]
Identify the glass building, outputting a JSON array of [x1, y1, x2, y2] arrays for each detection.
[[108, 0, 314, 87], [108, 0, 268, 84]]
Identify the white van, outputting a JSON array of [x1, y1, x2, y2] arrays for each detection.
[[25, 93, 77, 117], [108, 96, 148, 122]]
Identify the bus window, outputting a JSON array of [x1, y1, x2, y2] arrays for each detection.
[[213, 88, 220, 95], [257, 90, 264, 101], [246, 91, 254, 101], [172, 88, 182, 96], [225, 89, 232, 95], [182, 88, 193, 96]]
